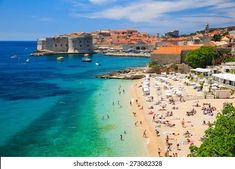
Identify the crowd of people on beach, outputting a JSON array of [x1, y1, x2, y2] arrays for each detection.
[[101, 74, 224, 157], [130, 74, 220, 157]]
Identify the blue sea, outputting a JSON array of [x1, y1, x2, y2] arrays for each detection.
[[0, 41, 149, 156]]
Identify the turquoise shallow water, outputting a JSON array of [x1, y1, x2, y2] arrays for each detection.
[[0, 41, 149, 156]]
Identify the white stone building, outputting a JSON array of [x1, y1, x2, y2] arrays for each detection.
[[36, 33, 93, 54]]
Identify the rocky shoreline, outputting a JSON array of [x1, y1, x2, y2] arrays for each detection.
[[96, 67, 147, 80], [104, 52, 150, 57], [31, 51, 93, 56]]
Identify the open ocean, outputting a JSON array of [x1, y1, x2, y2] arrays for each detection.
[[0, 41, 149, 156]]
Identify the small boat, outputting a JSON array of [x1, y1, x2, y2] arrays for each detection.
[[57, 56, 64, 61], [95, 62, 101, 66], [84, 53, 90, 57], [26, 58, 30, 63], [82, 57, 92, 62], [10, 55, 17, 59]]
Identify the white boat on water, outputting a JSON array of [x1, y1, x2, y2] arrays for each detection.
[[84, 53, 90, 57], [26, 58, 30, 63], [10, 55, 17, 59], [82, 57, 92, 62], [57, 56, 64, 61], [95, 62, 101, 66]]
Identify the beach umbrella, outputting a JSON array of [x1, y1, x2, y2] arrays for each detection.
[[143, 87, 150, 92], [166, 90, 173, 96], [212, 86, 218, 90], [218, 84, 225, 88], [176, 90, 182, 96], [143, 81, 150, 85]]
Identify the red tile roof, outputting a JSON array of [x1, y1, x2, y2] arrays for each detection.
[[152, 45, 200, 55]]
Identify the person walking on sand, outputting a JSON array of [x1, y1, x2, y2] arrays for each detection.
[[177, 143, 180, 150], [124, 131, 127, 134], [143, 130, 147, 138], [166, 136, 169, 144], [181, 118, 185, 128], [134, 121, 138, 126], [132, 112, 136, 117], [140, 121, 142, 126], [107, 114, 109, 119], [158, 148, 161, 157]]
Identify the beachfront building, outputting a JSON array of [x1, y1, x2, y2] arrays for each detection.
[[123, 41, 154, 53], [151, 45, 200, 65], [212, 73, 235, 89], [221, 63, 235, 73], [190, 68, 215, 76], [36, 33, 93, 54]]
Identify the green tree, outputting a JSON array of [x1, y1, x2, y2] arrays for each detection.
[[224, 57, 235, 63], [185, 46, 218, 68], [148, 60, 161, 69], [189, 103, 235, 157], [148, 60, 162, 73], [211, 34, 222, 41]]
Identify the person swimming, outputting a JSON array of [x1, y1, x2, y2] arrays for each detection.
[[120, 134, 124, 141]]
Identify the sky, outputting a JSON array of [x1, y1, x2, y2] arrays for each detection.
[[0, 0, 235, 40]]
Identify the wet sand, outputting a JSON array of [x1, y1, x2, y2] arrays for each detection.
[[129, 81, 164, 156]]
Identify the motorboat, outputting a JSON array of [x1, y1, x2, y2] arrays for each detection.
[[95, 62, 101, 66], [56, 56, 64, 61], [10, 55, 17, 59], [82, 57, 92, 62], [26, 58, 30, 63]]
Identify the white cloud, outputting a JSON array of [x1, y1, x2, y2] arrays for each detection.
[[84, 0, 231, 22], [69, 0, 235, 33], [89, 0, 112, 4]]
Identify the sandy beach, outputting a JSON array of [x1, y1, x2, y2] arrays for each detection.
[[130, 82, 163, 156], [129, 74, 235, 157]]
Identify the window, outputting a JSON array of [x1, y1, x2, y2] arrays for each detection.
[[141, 47, 146, 50], [60, 44, 63, 47], [80, 45, 82, 47], [55, 44, 57, 47]]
